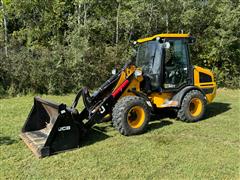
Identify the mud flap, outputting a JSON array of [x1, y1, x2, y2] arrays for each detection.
[[20, 97, 87, 158]]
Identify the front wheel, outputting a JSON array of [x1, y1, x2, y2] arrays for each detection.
[[177, 90, 206, 122], [112, 96, 150, 136]]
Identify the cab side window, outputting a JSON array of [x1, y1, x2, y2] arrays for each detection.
[[165, 40, 188, 66]]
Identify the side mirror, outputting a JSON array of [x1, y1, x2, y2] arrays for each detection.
[[111, 68, 117, 75]]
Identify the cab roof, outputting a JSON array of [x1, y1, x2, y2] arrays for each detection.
[[137, 33, 190, 43]]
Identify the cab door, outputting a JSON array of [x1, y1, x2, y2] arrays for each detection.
[[163, 38, 191, 90]]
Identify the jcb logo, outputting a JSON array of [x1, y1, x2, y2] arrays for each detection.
[[58, 126, 71, 132]]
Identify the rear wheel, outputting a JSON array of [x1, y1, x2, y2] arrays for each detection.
[[112, 96, 150, 136], [177, 90, 206, 122]]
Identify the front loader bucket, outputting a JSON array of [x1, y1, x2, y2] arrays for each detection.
[[20, 97, 86, 158]]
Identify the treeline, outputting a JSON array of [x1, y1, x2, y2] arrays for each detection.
[[0, 0, 239, 96]]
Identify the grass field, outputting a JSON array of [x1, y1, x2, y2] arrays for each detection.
[[0, 89, 239, 179]]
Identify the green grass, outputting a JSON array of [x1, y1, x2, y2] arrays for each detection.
[[0, 89, 239, 179]]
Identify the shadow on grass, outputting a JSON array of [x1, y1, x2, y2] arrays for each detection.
[[93, 123, 113, 133], [151, 108, 177, 120], [0, 136, 18, 146], [148, 120, 173, 132], [80, 128, 111, 147], [204, 102, 231, 120], [150, 102, 231, 122]]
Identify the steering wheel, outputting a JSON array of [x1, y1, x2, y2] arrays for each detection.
[[165, 62, 185, 85]]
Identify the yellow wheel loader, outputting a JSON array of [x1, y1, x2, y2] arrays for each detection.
[[20, 33, 217, 158]]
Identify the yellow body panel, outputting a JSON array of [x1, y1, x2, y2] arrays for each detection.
[[194, 66, 217, 103], [122, 78, 141, 97], [149, 92, 174, 108], [113, 65, 143, 98], [137, 33, 190, 43], [113, 65, 136, 92]]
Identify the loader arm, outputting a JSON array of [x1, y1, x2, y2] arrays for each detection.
[[20, 63, 139, 157]]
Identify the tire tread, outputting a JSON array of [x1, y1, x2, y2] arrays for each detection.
[[177, 90, 206, 122], [112, 96, 150, 136]]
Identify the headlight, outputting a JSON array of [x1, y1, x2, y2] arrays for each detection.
[[134, 69, 142, 77]]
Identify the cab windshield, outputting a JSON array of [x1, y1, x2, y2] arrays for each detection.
[[136, 41, 163, 75]]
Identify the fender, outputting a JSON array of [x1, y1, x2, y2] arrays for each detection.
[[171, 86, 205, 107]]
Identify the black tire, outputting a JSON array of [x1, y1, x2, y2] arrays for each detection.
[[177, 90, 206, 122], [112, 96, 150, 136]]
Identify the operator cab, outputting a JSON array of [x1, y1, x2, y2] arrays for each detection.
[[135, 34, 194, 93]]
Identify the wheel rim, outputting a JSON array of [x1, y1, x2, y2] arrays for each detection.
[[127, 106, 145, 128], [189, 98, 203, 117]]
